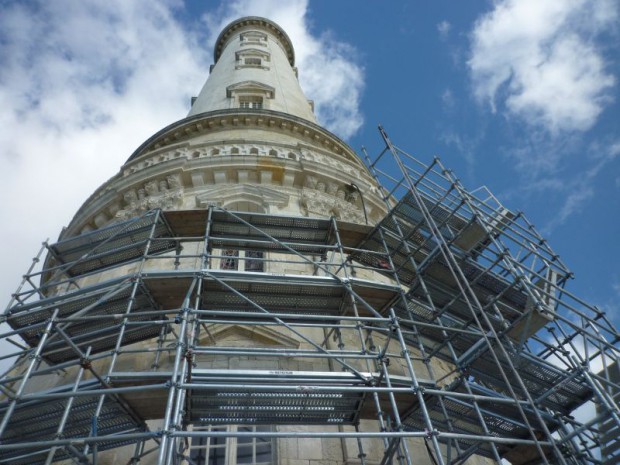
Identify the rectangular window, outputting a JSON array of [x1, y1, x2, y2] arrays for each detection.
[[240, 32, 268, 45], [219, 250, 265, 272], [244, 57, 262, 66], [245, 250, 264, 272], [237, 426, 273, 465], [239, 97, 263, 110], [220, 249, 239, 270], [188, 425, 274, 465], [189, 426, 227, 465]]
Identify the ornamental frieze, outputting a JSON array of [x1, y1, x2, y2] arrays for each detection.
[[300, 188, 365, 223], [115, 174, 184, 220], [122, 144, 361, 180]]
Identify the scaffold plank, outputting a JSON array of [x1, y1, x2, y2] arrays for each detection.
[[196, 273, 398, 319], [6, 278, 162, 363], [401, 379, 557, 460], [111, 370, 435, 426], [46, 211, 176, 278], [0, 380, 143, 465], [394, 294, 592, 415], [468, 351, 592, 415]]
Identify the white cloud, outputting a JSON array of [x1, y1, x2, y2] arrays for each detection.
[[542, 184, 594, 233], [468, 0, 617, 134], [202, 0, 365, 139], [437, 20, 451, 40], [0, 0, 208, 311], [441, 88, 455, 111], [542, 138, 620, 232], [0, 0, 365, 332]]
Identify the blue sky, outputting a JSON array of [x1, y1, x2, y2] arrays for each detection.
[[0, 0, 618, 332]]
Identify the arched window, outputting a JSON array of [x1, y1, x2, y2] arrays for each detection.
[[249, 147, 259, 155], [269, 149, 277, 157], [231, 147, 240, 155], [211, 148, 220, 156]]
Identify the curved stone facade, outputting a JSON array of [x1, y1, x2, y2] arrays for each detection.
[[63, 14, 380, 238], [66, 109, 385, 237]]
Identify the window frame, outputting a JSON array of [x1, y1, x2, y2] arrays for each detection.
[[238, 96, 263, 110], [218, 249, 265, 273], [240, 32, 268, 47], [235, 49, 270, 70], [187, 425, 275, 465]]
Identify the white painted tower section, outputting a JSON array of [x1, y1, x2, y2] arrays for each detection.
[[64, 16, 384, 236], [188, 17, 317, 123]]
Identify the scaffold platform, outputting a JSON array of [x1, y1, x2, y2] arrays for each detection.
[[0, 380, 144, 465], [0, 127, 618, 465]]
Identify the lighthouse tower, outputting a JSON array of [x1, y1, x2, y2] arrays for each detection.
[[2, 16, 618, 465], [70, 17, 381, 234]]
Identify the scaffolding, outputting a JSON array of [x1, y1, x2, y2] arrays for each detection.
[[0, 127, 618, 465]]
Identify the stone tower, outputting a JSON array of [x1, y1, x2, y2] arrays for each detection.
[[68, 16, 382, 235], [2, 16, 618, 465]]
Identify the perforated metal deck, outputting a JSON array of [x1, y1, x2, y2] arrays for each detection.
[[356, 210, 529, 324], [197, 272, 398, 319], [0, 380, 143, 465], [6, 278, 162, 363], [46, 212, 176, 278], [401, 380, 557, 459]]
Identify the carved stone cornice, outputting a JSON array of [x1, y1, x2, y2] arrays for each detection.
[[214, 17, 295, 66], [195, 184, 290, 210], [125, 109, 367, 171], [300, 188, 365, 224], [115, 174, 184, 221]]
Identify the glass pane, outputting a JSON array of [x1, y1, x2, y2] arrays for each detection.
[[208, 445, 226, 465], [245, 250, 264, 272], [190, 447, 207, 462], [191, 436, 209, 448], [237, 426, 252, 444], [237, 445, 253, 464], [255, 446, 272, 463], [220, 250, 239, 270]]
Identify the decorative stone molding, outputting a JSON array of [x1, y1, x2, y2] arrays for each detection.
[[201, 323, 300, 348], [226, 80, 275, 99], [326, 182, 338, 196], [304, 175, 317, 189], [196, 184, 290, 211], [93, 212, 109, 228], [120, 141, 367, 192], [300, 188, 365, 223], [127, 110, 365, 169], [66, 134, 384, 238], [214, 17, 295, 66], [115, 174, 184, 220], [240, 30, 268, 46]]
